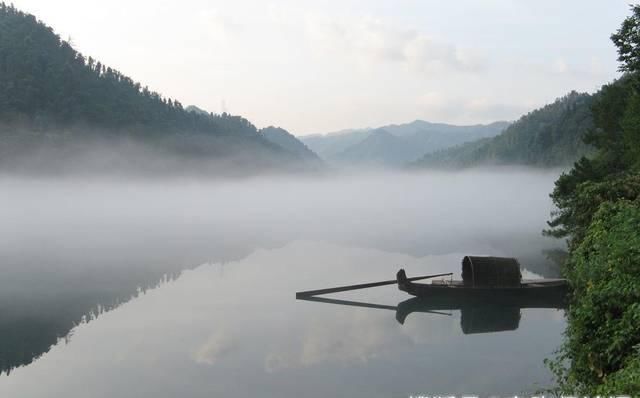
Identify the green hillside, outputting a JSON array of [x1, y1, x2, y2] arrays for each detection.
[[0, 3, 306, 175], [413, 91, 595, 168]]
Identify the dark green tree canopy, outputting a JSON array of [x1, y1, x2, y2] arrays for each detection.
[[611, 5, 640, 73], [0, 2, 259, 137]]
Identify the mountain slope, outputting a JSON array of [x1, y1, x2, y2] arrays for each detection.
[[331, 129, 414, 167], [301, 129, 371, 160], [0, 3, 305, 175], [259, 126, 322, 165], [303, 120, 509, 167], [412, 91, 595, 169]]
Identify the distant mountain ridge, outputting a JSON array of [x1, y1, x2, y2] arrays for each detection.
[[331, 129, 412, 167], [301, 129, 372, 160], [302, 120, 510, 167]]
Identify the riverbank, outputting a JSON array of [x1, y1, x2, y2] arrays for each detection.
[[545, 7, 640, 393]]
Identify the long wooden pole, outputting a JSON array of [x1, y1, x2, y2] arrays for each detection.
[[297, 296, 453, 317], [295, 272, 453, 298]]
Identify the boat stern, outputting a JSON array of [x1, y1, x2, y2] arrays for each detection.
[[396, 269, 409, 293]]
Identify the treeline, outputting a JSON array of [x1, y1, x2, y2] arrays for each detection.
[[544, 6, 640, 394], [0, 3, 257, 136], [0, 3, 322, 176], [413, 91, 595, 168]]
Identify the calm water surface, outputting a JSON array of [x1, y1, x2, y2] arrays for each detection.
[[0, 171, 567, 397]]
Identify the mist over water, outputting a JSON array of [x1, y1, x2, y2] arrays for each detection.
[[0, 168, 566, 396], [0, 167, 562, 261]]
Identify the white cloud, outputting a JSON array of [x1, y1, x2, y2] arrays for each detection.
[[551, 58, 569, 74], [414, 92, 530, 124], [305, 15, 484, 73], [417, 92, 447, 108]]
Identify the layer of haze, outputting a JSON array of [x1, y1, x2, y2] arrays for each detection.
[[1, 169, 562, 265], [10, 0, 628, 134]]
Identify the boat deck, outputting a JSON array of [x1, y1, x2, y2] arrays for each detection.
[[429, 278, 566, 287]]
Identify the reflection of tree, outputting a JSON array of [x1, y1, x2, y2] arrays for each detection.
[[0, 241, 264, 376], [0, 271, 179, 375]]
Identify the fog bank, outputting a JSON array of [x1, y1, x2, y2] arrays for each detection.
[[1, 168, 563, 264]]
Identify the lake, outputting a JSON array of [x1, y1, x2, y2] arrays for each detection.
[[0, 170, 567, 397]]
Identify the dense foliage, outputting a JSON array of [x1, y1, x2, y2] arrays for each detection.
[[413, 91, 594, 168], [546, 5, 640, 395], [548, 200, 640, 394], [0, 3, 257, 135], [0, 3, 323, 175]]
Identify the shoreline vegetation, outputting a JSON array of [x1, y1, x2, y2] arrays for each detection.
[[544, 6, 640, 395]]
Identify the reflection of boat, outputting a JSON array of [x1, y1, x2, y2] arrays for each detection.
[[297, 291, 567, 334], [395, 291, 567, 334], [397, 256, 568, 300], [398, 297, 522, 334]]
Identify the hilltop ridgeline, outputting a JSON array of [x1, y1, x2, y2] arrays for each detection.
[[0, 3, 319, 176]]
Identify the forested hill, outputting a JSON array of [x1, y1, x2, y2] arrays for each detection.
[[259, 126, 323, 164], [302, 120, 509, 168], [0, 3, 311, 175], [412, 91, 595, 169]]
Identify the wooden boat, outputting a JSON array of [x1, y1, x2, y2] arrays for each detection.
[[296, 256, 567, 334], [397, 256, 568, 300]]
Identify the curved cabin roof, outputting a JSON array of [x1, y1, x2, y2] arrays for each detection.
[[461, 256, 522, 287]]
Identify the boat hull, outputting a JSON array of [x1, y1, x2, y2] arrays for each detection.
[[399, 280, 567, 302], [396, 269, 568, 305]]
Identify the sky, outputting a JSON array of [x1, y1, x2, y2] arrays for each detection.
[[10, 0, 633, 135]]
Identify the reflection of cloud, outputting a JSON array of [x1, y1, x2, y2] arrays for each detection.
[[264, 352, 292, 373], [261, 310, 407, 373], [300, 312, 395, 365], [305, 15, 483, 73], [399, 312, 461, 346], [263, 303, 459, 373], [192, 330, 235, 365]]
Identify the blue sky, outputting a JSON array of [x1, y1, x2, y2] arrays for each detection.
[[11, 0, 634, 134]]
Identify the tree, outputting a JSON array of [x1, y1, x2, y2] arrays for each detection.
[[611, 5, 640, 73]]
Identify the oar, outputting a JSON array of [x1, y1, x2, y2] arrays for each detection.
[[297, 296, 453, 317], [295, 272, 453, 298], [297, 295, 398, 311]]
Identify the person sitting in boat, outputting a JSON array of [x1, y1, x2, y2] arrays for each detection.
[[396, 269, 409, 290]]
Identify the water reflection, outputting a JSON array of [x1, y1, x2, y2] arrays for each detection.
[[0, 238, 265, 375], [0, 172, 569, 395], [0, 236, 564, 377], [298, 289, 567, 335], [0, 241, 566, 397]]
